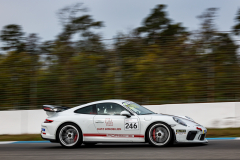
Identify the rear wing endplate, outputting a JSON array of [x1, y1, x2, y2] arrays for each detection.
[[43, 105, 70, 112]]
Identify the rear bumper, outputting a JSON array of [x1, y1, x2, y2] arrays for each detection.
[[41, 134, 57, 142], [41, 122, 57, 141], [41, 132, 56, 140]]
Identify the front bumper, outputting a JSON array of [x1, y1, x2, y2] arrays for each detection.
[[172, 125, 208, 143]]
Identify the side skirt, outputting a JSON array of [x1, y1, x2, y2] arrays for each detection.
[[83, 141, 148, 143]]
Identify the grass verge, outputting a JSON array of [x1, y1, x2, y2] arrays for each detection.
[[206, 128, 240, 138], [0, 128, 239, 141], [0, 134, 43, 141]]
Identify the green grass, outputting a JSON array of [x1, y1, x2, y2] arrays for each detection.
[[206, 128, 240, 138], [0, 128, 239, 141], [0, 134, 43, 141]]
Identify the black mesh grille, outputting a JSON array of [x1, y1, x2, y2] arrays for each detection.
[[199, 134, 205, 140], [186, 131, 197, 140]]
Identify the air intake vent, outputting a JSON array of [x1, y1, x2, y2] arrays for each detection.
[[199, 134, 205, 140], [186, 131, 197, 140]]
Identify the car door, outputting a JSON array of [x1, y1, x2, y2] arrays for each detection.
[[74, 104, 99, 142], [93, 102, 142, 142]]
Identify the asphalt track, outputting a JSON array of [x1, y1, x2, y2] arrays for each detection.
[[0, 140, 240, 160]]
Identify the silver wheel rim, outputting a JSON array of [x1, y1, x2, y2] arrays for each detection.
[[149, 124, 170, 146], [59, 125, 79, 147]]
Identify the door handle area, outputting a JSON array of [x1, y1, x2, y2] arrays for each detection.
[[95, 121, 104, 123]]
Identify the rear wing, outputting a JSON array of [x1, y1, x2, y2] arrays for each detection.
[[43, 105, 70, 112]]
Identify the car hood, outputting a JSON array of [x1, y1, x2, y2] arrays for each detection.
[[150, 113, 191, 119], [148, 113, 200, 126]]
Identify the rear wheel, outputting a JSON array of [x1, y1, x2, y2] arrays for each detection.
[[147, 123, 172, 147], [58, 123, 82, 148]]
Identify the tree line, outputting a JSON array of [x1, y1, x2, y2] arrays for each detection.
[[1, 3, 240, 109]]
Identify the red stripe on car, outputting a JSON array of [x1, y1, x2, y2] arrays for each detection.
[[83, 134, 144, 138], [83, 134, 107, 137], [134, 135, 145, 138]]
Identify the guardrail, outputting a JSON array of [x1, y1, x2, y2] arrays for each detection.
[[0, 102, 239, 135]]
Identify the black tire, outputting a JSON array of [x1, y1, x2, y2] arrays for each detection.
[[147, 123, 173, 147], [57, 123, 82, 148]]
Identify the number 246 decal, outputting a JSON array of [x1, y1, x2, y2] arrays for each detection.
[[125, 122, 139, 130], [124, 119, 139, 130], [125, 123, 137, 129]]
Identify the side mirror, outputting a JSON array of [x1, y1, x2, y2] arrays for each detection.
[[120, 111, 131, 118]]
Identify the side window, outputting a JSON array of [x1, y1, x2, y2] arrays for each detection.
[[96, 103, 128, 115], [74, 104, 97, 114]]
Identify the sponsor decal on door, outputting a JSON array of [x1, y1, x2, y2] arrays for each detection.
[[97, 128, 121, 130], [105, 118, 113, 126]]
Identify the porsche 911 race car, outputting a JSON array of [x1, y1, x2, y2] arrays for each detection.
[[41, 100, 208, 148]]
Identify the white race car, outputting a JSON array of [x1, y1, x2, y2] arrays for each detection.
[[41, 100, 208, 148]]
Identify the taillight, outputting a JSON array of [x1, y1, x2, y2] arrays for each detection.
[[43, 107, 53, 111], [44, 119, 53, 123]]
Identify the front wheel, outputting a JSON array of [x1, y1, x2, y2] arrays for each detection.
[[147, 123, 172, 147], [58, 123, 82, 148]]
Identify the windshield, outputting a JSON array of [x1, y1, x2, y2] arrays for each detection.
[[122, 101, 155, 115]]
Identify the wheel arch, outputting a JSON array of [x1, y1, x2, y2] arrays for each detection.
[[144, 121, 175, 143], [55, 121, 83, 142]]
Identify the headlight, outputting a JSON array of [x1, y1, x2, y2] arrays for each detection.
[[173, 117, 187, 126]]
